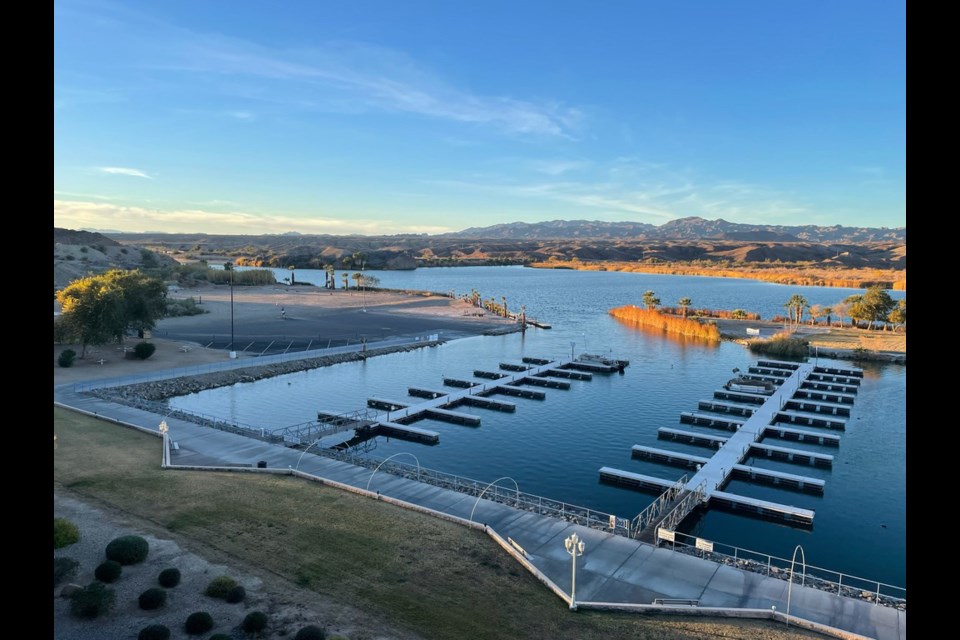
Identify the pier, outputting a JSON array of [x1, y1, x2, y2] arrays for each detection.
[[600, 359, 862, 536], [309, 355, 622, 448]]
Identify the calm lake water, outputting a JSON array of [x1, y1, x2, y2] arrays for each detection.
[[172, 266, 906, 589]]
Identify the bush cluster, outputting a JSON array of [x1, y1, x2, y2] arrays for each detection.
[[158, 567, 181, 588], [184, 611, 214, 635], [54, 557, 80, 587], [54, 518, 80, 548], [242, 611, 268, 634], [138, 624, 170, 640], [226, 585, 246, 603], [105, 535, 149, 565], [70, 582, 115, 619], [94, 560, 122, 583], [295, 625, 327, 640], [57, 349, 77, 368], [204, 575, 237, 599], [139, 587, 167, 610], [134, 342, 157, 359]]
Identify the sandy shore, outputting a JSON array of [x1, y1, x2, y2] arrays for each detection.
[[55, 284, 519, 385]]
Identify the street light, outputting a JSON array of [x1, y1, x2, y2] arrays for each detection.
[[158, 418, 169, 468], [225, 262, 236, 358], [564, 532, 585, 610]]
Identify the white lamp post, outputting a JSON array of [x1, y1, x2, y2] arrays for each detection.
[[158, 419, 169, 468], [564, 532, 585, 610]]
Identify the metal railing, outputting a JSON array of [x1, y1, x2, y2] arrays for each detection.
[[664, 530, 905, 609], [272, 409, 381, 445], [82, 378, 906, 612], [630, 474, 688, 537], [68, 333, 441, 393], [316, 449, 632, 536], [658, 481, 707, 532]]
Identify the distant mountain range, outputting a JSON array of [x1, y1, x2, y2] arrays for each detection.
[[53, 216, 906, 287], [450, 217, 905, 243]]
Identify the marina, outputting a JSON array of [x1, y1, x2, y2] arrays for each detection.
[[600, 359, 862, 535]]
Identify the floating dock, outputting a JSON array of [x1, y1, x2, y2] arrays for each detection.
[[600, 360, 862, 533], [310, 355, 620, 449]]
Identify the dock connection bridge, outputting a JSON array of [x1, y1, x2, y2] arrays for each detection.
[[599, 359, 863, 541]]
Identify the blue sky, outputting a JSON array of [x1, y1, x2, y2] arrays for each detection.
[[54, 0, 905, 235]]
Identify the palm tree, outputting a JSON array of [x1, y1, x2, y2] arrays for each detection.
[[342, 272, 349, 290], [642, 290, 661, 310], [786, 294, 809, 329], [678, 297, 692, 318]]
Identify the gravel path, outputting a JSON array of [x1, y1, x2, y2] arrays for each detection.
[[54, 492, 421, 640]]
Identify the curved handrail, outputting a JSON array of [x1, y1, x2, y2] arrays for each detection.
[[469, 476, 520, 523], [365, 452, 422, 492], [786, 544, 807, 625]]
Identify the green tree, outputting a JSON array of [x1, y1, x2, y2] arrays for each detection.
[[114, 271, 168, 334], [861, 285, 897, 330], [55, 270, 167, 357], [888, 299, 906, 329], [678, 297, 692, 318], [845, 294, 868, 328], [55, 275, 126, 357], [642, 290, 661, 310], [847, 286, 896, 330]]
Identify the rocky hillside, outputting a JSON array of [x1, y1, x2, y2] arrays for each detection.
[[103, 216, 906, 273], [54, 227, 179, 290], [452, 217, 906, 243]]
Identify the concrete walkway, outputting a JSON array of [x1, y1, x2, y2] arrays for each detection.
[[53, 352, 905, 640]]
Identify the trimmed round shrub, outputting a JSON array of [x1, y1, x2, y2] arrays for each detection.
[[94, 560, 122, 583], [225, 585, 246, 604], [54, 517, 80, 549], [158, 567, 181, 588], [58, 349, 77, 368], [70, 582, 115, 619], [139, 587, 167, 610], [204, 575, 237, 598], [184, 612, 214, 635], [138, 624, 171, 640], [105, 535, 149, 565], [54, 557, 80, 587], [295, 625, 327, 640], [134, 342, 157, 360], [242, 611, 268, 634]]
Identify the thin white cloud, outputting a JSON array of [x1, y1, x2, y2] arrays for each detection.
[[53, 190, 119, 201], [80, 3, 582, 138], [530, 159, 591, 176], [53, 199, 452, 235], [425, 158, 810, 224], [226, 110, 255, 121], [99, 167, 154, 179]]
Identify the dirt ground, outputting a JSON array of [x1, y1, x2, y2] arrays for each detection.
[[54, 492, 419, 640], [710, 318, 906, 356], [54, 284, 515, 386]]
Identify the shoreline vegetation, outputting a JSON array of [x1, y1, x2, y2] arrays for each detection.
[[609, 305, 721, 342], [528, 259, 906, 291]]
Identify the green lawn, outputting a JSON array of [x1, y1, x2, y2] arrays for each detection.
[[54, 407, 827, 640]]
